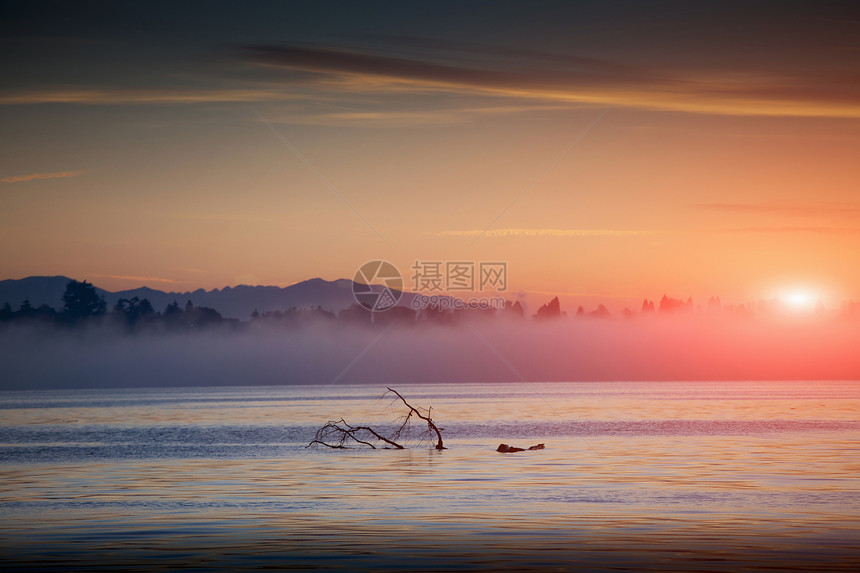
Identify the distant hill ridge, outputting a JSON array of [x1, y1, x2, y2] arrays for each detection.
[[0, 276, 423, 320]]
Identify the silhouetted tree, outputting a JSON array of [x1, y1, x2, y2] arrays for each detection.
[[114, 296, 156, 328], [139, 298, 154, 315], [184, 305, 222, 329], [164, 300, 181, 316], [659, 295, 688, 314], [19, 299, 33, 315], [9, 299, 57, 324], [708, 296, 721, 313], [62, 280, 106, 322], [33, 304, 58, 321], [590, 304, 610, 318], [503, 300, 524, 318], [535, 296, 566, 320]]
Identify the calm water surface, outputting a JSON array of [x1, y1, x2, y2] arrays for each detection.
[[1, 381, 859, 571]]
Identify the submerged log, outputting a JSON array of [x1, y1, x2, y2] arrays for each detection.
[[497, 443, 545, 453]]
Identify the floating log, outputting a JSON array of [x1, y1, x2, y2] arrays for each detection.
[[497, 443, 545, 453]]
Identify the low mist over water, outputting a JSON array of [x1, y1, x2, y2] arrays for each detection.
[[2, 315, 859, 390]]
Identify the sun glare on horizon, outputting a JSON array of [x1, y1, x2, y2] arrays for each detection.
[[779, 289, 818, 312]]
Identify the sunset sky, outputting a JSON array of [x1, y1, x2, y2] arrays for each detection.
[[2, 1, 859, 310]]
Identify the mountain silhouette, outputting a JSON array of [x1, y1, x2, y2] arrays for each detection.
[[0, 276, 431, 320], [0, 276, 108, 309]]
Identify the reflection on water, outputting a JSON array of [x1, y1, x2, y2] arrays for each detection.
[[1, 381, 859, 571]]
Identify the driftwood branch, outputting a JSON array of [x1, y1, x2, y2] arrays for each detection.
[[385, 387, 445, 450], [308, 418, 405, 449], [307, 389, 446, 450]]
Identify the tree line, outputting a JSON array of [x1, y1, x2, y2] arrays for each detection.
[[0, 280, 228, 331], [0, 280, 527, 332], [3, 280, 853, 333]]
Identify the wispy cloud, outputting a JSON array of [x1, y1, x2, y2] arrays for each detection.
[[438, 228, 654, 238], [6, 40, 857, 119], [242, 43, 860, 118], [175, 212, 286, 223], [0, 88, 289, 106], [693, 202, 860, 218], [286, 104, 575, 127], [243, 43, 657, 94], [90, 274, 180, 284], [719, 226, 860, 235], [2, 169, 92, 183]]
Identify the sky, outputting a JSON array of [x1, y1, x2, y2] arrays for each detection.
[[1, 0, 859, 311]]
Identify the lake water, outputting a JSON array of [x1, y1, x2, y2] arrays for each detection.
[[1, 381, 859, 571]]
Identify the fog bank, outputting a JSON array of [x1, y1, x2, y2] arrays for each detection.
[[3, 314, 858, 391]]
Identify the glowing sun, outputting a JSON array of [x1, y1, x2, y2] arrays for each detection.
[[780, 290, 819, 311]]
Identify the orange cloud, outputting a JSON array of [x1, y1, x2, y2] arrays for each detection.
[[2, 169, 92, 183]]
